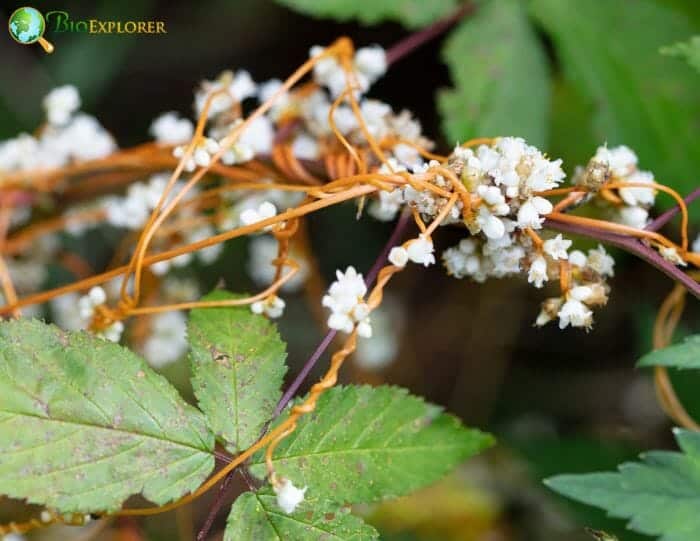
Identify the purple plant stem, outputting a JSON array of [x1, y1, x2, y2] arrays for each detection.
[[195, 471, 236, 541], [273, 210, 412, 416], [646, 186, 700, 232], [545, 218, 700, 299], [385, 3, 476, 66]]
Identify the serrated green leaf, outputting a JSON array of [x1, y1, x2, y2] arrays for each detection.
[[0, 319, 214, 514], [545, 428, 700, 541], [661, 35, 700, 73], [530, 0, 700, 207], [250, 385, 494, 504], [437, 0, 549, 148], [224, 489, 379, 541], [638, 335, 700, 369], [276, 0, 458, 28], [188, 290, 287, 453]]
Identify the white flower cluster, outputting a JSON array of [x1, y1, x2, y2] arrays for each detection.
[[535, 245, 614, 330], [150, 112, 194, 145], [389, 234, 436, 268], [274, 477, 307, 514], [251, 295, 286, 318], [194, 70, 257, 119], [0, 86, 115, 173], [142, 311, 188, 367], [310, 44, 387, 98], [103, 173, 187, 230], [77, 286, 124, 342], [43, 85, 80, 126], [576, 145, 657, 230], [401, 138, 562, 284], [322, 266, 372, 337], [576, 145, 687, 265], [218, 189, 303, 232], [392, 137, 615, 330]]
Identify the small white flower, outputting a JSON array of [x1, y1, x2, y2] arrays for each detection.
[[251, 295, 286, 318], [388, 246, 408, 268], [357, 318, 373, 338], [568, 250, 587, 268], [78, 286, 107, 320], [274, 478, 307, 514], [98, 321, 124, 343], [569, 285, 593, 302], [659, 246, 687, 267], [240, 201, 278, 228], [476, 207, 506, 240], [587, 245, 615, 276], [238, 115, 274, 155], [558, 297, 593, 329], [150, 112, 194, 145], [89, 286, 107, 305], [406, 235, 435, 267], [593, 145, 638, 177], [619, 171, 656, 207], [693, 233, 700, 254], [618, 205, 648, 229], [355, 45, 387, 80], [323, 266, 371, 336], [527, 256, 548, 288], [43, 85, 81, 126], [369, 187, 404, 222], [543, 234, 572, 260], [517, 196, 552, 229]]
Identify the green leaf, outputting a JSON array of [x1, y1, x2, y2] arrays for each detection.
[[0, 319, 214, 514], [188, 290, 287, 453], [437, 0, 550, 148], [530, 0, 700, 207], [545, 428, 700, 541], [638, 335, 700, 369], [661, 35, 700, 73], [275, 0, 458, 28], [250, 385, 494, 504], [224, 488, 379, 540]]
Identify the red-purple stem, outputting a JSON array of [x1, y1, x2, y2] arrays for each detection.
[[196, 471, 236, 541], [385, 3, 476, 66], [273, 210, 412, 416], [545, 218, 700, 299], [646, 186, 700, 233]]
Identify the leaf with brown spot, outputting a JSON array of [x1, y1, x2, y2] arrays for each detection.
[[188, 290, 287, 453], [250, 385, 494, 504], [0, 319, 214, 514]]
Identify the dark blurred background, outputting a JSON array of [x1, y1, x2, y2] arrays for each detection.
[[1, 1, 699, 540]]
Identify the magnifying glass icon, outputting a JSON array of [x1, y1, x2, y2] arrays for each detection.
[[8, 7, 55, 54]]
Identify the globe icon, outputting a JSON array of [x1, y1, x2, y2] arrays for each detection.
[[8, 6, 45, 45]]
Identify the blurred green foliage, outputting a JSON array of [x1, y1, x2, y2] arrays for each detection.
[[438, 0, 549, 147]]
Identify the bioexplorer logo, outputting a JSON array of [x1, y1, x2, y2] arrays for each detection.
[[8, 6, 167, 54], [8, 6, 54, 53]]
